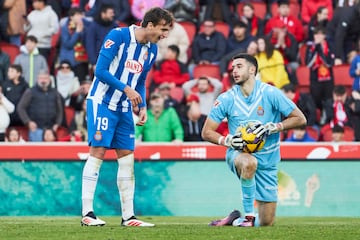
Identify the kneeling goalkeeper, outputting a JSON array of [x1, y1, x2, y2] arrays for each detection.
[[201, 53, 306, 227]]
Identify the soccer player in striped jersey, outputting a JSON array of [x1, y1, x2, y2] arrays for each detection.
[[202, 53, 306, 227], [81, 7, 174, 227]]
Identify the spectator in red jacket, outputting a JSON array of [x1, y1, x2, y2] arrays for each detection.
[[153, 44, 190, 88], [301, 0, 333, 25], [264, 0, 304, 43]]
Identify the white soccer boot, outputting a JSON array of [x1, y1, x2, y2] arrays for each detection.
[[81, 211, 106, 226]]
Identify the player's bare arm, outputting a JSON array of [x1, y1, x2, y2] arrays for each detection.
[[281, 107, 307, 131], [201, 118, 223, 145]]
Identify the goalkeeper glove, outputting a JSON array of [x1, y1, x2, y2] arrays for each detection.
[[223, 133, 246, 151], [265, 122, 284, 135], [250, 123, 268, 139]]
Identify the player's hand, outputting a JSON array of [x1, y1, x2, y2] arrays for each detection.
[[264, 122, 283, 135], [124, 86, 142, 107], [136, 107, 147, 126], [250, 123, 269, 139], [224, 133, 246, 151]]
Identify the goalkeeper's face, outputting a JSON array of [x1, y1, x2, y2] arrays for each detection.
[[231, 58, 253, 85]]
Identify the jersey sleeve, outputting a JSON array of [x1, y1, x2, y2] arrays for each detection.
[[208, 92, 229, 124], [268, 86, 296, 117], [94, 28, 128, 91]]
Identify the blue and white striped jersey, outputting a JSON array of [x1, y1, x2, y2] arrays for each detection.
[[209, 80, 296, 168], [87, 25, 157, 112]]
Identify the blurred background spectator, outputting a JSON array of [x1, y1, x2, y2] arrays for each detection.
[[84, 3, 117, 74], [156, 21, 190, 65], [55, 60, 80, 107], [326, 2, 360, 65], [349, 37, 360, 92], [255, 36, 290, 89], [0, 47, 10, 85], [14, 35, 48, 87], [305, 26, 335, 112], [5, 0, 26, 46], [24, 0, 59, 60], [59, 7, 90, 82], [5, 126, 25, 142], [285, 125, 316, 142], [135, 92, 183, 143], [282, 83, 318, 127], [306, 6, 330, 44], [152, 44, 190, 90], [239, 3, 264, 38], [17, 70, 63, 141], [2, 64, 28, 126], [182, 76, 222, 116], [0, 85, 15, 141], [164, 0, 197, 24], [180, 93, 206, 141]]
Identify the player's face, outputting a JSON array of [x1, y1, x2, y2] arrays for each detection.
[[231, 58, 252, 85], [147, 20, 172, 43]]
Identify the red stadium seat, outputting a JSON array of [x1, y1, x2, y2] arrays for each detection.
[[333, 64, 352, 93], [170, 87, 184, 103], [193, 64, 221, 80], [64, 106, 75, 128], [296, 66, 310, 93], [298, 44, 307, 66], [0, 41, 20, 63], [321, 124, 354, 142], [178, 21, 197, 43]]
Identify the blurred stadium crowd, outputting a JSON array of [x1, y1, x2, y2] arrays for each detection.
[[0, 0, 360, 143]]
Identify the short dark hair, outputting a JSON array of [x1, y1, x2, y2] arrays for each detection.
[[25, 35, 38, 43], [333, 85, 346, 96], [232, 53, 258, 74], [233, 20, 248, 29], [168, 44, 180, 57], [281, 83, 296, 92], [141, 7, 174, 28], [68, 7, 83, 17], [99, 3, 114, 13], [9, 64, 23, 74], [277, 0, 290, 6], [313, 26, 327, 35], [332, 124, 344, 133]]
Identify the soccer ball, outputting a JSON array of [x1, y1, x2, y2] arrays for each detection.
[[236, 123, 266, 153]]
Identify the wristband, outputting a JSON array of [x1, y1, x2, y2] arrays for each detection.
[[218, 136, 225, 145], [277, 122, 284, 131]]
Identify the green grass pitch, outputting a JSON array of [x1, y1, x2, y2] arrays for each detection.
[[1, 216, 360, 240]]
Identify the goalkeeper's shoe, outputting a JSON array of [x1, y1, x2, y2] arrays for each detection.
[[232, 215, 255, 227], [81, 211, 106, 226], [208, 210, 241, 226], [121, 216, 155, 227]]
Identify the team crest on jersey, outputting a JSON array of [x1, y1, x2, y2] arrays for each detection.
[[257, 106, 264, 116], [214, 100, 221, 108], [143, 51, 148, 60], [94, 131, 102, 141], [104, 39, 115, 49], [125, 59, 143, 73]]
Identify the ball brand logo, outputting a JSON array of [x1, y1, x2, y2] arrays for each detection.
[[125, 60, 143, 73]]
